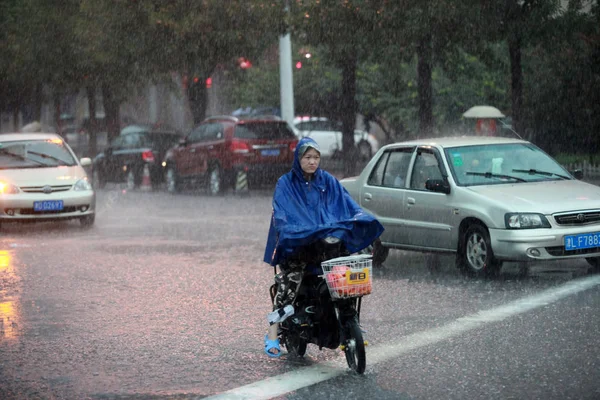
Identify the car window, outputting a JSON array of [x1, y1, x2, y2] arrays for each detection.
[[204, 123, 224, 140], [446, 142, 571, 186], [110, 136, 125, 149], [234, 122, 296, 140], [382, 149, 414, 188], [367, 151, 390, 186], [410, 149, 443, 190], [0, 139, 77, 168], [148, 133, 181, 150], [295, 121, 312, 131], [122, 133, 142, 149], [307, 120, 337, 131], [188, 125, 206, 143]]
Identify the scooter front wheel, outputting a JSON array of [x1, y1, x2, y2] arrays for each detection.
[[343, 319, 366, 374], [282, 330, 307, 357]]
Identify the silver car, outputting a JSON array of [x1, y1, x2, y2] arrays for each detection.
[[0, 133, 96, 228], [340, 136, 600, 277]]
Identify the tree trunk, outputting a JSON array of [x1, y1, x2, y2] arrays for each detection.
[[417, 34, 434, 137], [508, 34, 523, 136], [12, 107, 19, 131], [86, 85, 98, 158], [187, 78, 208, 125], [33, 83, 43, 122], [341, 53, 358, 177], [53, 92, 62, 135], [102, 84, 121, 144]]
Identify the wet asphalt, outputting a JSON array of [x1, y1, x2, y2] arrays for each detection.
[[0, 186, 598, 399]]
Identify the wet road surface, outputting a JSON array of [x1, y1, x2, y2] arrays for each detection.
[[0, 187, 599, 399]]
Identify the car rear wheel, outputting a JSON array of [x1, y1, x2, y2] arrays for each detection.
[[456, 223, 502, 278], [372, 238, 389, 267], [126, 170, 138, 190], [165, 166, 180, 194], [585, 257, 600, 273], [207, 164, 223, 196]]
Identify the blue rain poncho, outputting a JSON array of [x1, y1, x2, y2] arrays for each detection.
[[264, 137, 384, 266]]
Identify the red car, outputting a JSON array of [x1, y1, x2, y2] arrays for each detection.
[[163, 115, 298, 194]]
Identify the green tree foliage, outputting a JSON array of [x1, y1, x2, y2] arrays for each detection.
[[138, 0, 285, 124], [523, 1, 600, 155], [0, 0, 80, 123]]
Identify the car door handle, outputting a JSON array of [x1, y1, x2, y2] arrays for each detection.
[[190, 148, 196, 153], [363, 193, 372, 202], [407, 197, 416, 205], [208, 145, 214, 149]]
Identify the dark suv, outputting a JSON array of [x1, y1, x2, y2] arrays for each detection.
[[163, 116, 298, 194], [92, 130, 183, 189]]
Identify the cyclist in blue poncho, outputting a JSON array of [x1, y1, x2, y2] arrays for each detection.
[[263, 137, 384, 357]]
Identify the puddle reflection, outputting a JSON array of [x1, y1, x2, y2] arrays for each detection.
[[0, 250, 20, 340]]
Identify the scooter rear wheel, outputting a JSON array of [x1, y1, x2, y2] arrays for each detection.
[[343, 319, 366, 374]]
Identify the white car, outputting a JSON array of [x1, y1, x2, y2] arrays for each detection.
[[0, 132, 96, 227], [293, 116, 379, 161], [341, 135, 600, 277]]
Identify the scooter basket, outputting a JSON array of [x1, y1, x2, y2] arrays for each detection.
[[321, 254, 373, 299]]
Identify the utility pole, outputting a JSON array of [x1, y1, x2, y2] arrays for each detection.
[[279, 0, 294, 127]]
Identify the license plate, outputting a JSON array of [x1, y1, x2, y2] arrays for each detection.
[[34, 200, 64, 212], [564, 232, 600, 251], [261, 149, 280, 157]]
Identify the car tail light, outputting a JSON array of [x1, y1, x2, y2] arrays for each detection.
[[231, 139, 250, 154], [289, 141, 298, 152], [142, 150, 155, 162]]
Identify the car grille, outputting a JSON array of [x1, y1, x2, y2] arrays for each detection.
[[20, 185, 73, 193], [553, 210, 600, 225], [18, 206, 82, 215], [546, 245, 600, 256]]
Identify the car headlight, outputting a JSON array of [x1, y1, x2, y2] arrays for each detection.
[[0, 182, 20, 194], [73, 177, 93, 191], [505, 213, 550, 229]]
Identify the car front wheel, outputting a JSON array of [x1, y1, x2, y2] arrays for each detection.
[[207, 164, 224, 196], [80, 214, 95, 228], [165, 166, 180, 194], [456, 223, 502, 278], [585, 257, 600, 273]]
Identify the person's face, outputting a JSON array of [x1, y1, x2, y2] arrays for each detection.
[[300, 148, 320, 175]]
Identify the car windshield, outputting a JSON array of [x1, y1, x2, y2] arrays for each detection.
[[0, 139, 77, 169], [234, 122, 296, 140], [445, 142, 571, 186]]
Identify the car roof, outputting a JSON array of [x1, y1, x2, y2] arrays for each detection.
[[293, 116, 329, 124], [383, 135, 527, 150], [203, 115, 283, 124], [0, 132, 63, 141]]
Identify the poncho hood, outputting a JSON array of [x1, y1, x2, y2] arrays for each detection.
[[264, 137, 384, 266]]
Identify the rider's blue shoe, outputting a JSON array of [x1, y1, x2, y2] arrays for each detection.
[[264, 334, 282, 358]]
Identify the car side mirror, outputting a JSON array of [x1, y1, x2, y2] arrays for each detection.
[[425, 179, 451, 194], [571, 169, 583, 180], [80, 157, 92, 167], [178, 137, 188, 146]]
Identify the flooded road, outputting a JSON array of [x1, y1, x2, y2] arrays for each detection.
[[0, 188, 598, 399]]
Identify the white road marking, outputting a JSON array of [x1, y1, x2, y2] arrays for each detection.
[[205, 274, 600, 400]]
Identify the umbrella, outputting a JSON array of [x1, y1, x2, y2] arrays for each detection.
[[462, 106, 505, 119]]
